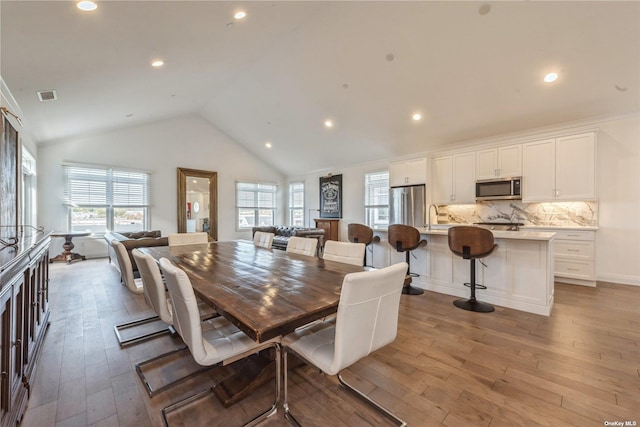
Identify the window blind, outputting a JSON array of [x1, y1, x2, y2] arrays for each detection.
[[63, 166, 109, 206], [63, 165, 150, 207]]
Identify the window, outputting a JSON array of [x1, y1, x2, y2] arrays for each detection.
[[364, 171, 389, 229], [22, 148, 37, 227], [63, 164, 150, 234], [288, 182, 304, 227], [236, 182, 277, 230]]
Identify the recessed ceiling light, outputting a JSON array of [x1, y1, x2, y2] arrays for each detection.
[[265, 142, 272, 148], [234, 11, 246, 19], [478, 4, 491, 16], [412, 113, 422, 121], [324, 120, 334, 128], [151, 60, 164, 67], [77, 1, 97, 12], [544, 72, 558, 83]]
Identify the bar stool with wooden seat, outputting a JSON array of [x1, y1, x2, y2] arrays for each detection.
[[448, 226, 498, 313], [387, 224, 427, 295], [347, 223, 380, 268]]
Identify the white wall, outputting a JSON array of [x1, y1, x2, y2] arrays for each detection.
[[291, 115, 640, 286], [289, 158, 389, 240], [38, 115, 285, 258]]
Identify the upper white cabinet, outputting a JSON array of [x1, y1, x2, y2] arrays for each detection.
[[432, 152, 476, 204], [476, 144, 522, 180], [389, 157, 426, 187], [522, 132, 596, 202]]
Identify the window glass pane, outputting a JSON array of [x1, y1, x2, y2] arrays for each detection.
[[291, 209, 304, 227], [114, 207, 146, 232], [365, 207, 389, 229], [71, 207, 106, 233], [364, 171, 389, 228], [258, 209, 274, 226], [238, 208, 255, 228]]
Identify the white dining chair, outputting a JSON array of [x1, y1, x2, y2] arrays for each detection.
[[322, 240, 366, 266], [158, 258, 281, 426], [286, 236, 318, 257], [167, 232, 208, 246], [132, 249, 215, 397], [253, 231, 275, 249], [112, 240, 168, 347], [281, 262, 408, 427]]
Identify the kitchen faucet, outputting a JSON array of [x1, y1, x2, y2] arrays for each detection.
[[427, 204, 439, 230]]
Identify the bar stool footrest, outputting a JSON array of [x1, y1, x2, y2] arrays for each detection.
[[463, 282, 487, 290]]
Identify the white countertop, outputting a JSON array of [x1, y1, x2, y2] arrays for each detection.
[[519, 225, 599, 231], [375, 225, 556, 241]]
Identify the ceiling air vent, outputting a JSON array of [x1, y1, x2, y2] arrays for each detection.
[[37, 90, 57, 102]]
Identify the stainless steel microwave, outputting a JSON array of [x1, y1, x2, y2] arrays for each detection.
[[475, 177, 522, 201]]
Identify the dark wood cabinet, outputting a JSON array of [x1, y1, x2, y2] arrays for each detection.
[[314, 219, 340, 242], [0, 232, 50, 427]]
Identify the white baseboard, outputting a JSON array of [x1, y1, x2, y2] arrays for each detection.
[[596, 273, 640, 286]]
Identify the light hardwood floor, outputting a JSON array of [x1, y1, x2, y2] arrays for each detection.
[[20, 258, 639, 427]]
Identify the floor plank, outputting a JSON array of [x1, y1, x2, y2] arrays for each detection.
[[19, 258, 640, 427]]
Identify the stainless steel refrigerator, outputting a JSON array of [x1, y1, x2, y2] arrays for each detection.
[[389, 184, 426, 228]]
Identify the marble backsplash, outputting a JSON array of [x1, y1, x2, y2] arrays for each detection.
[[438, 200, 598, 228]]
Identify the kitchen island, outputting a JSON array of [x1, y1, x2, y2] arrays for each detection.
[[372, 226, 556, 316]]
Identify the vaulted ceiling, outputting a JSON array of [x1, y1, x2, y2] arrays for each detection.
[[1, 1, 638, 176]]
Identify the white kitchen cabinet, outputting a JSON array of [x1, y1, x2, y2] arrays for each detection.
[[538, 228, 596, 287], [389, 157, 426, 187], [432, 152, 475, 204], [555, 133, 596, 200], [522, 132, 595, 202], [476, 144, 522, 180]]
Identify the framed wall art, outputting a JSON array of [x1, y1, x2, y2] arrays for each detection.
[[0, 113, 19, 239], [319, 174, 342, 219]]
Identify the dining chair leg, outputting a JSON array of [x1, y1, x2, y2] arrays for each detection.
[[337, 372, 407, 427], [113, 315, 169, 347], [135, 345, 212, 397], [283, 348, 302, 427], [161, 342, 281, 427], [283, 347, 406, 427]]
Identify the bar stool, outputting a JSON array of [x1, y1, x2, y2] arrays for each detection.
[[448, 226, 498, 313], [347, 223, 380, 268], [388, 224, 427, 295]]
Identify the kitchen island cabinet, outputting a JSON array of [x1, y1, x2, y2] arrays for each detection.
[[522, 226, 596, 287], [371, 227, 556, 316]]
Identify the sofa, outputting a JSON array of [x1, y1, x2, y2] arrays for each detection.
[[251, 226, 325, 251], [104, 230, 168, 273]]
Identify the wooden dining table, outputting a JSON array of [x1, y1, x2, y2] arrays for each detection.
[[140, 240, 364, 406], [141, 240, 364, 342]]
